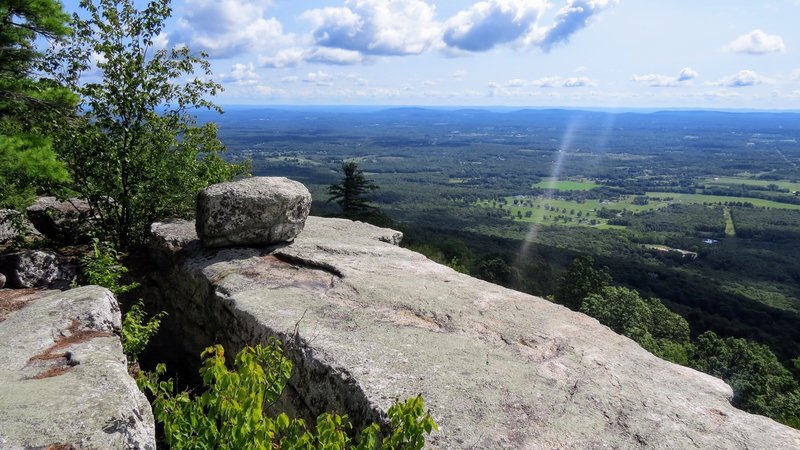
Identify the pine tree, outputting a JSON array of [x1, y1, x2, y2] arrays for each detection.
[[327, 161, 379, 217], [0, 0, 74, 209]]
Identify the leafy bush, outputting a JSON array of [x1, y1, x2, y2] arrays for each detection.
[[81, 240, 165, 362], [137, 340, 438, 449], [122, 300, 166, 363], [81, 240, 139, 294]]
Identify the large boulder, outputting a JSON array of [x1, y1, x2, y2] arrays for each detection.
[[0, 209, 41, 246], [26, 197, 93, 244], [0, 250, 76, 289], [0, 286, 156, 449], [196, 177, 312, 248]]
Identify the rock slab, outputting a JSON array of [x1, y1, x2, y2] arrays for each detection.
[[0, 250, 76, 289], [150, 217, 800, 449], [26, 197, 93, 244], [196, 177, 311, 247], [0, 285, 155, 449]]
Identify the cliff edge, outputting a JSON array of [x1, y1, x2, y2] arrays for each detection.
[[150, 216, 800, 449]]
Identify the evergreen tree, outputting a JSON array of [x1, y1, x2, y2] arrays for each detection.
[[327, 161, 379, 217], [0, 0, 74, 209]]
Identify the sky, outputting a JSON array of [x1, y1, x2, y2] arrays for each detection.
[[59, 0, 800, 110]]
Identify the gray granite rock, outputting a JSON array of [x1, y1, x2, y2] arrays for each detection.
[[0, 285, 155, 449], [0, 273, 5, 289], [0, 250, 76, 289], [0, 209, 41, 246], [149, 216, 800, 449], [26, 197, 93, 244], [196, 177, 312, 248]]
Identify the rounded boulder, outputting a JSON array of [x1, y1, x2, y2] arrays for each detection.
[[196, 177, 312, 247]]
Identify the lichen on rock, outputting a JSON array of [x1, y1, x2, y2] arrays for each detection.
[[196, 177, 312, 248]]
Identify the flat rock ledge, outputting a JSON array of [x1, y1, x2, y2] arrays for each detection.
[[0, 286, 155, 450], [149, 216, 800, 449]]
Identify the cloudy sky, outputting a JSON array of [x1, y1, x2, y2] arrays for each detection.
[[61, 0, 800, 109]]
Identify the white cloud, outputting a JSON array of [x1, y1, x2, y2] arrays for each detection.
[[499, 75, 591, 89], [301, 0, 440, 56], [281, 76, 299, 83], [713, 70, 774, 87], [728, 29, 785, 55], [632, 67, 697, 87], [259, 48, 307, 69], [450, 70, 467, 80], [538, 0, 616, 51], [306, 47, 365, 65], [791, 68, 800, 80], [219, 63, 260, 85], [563, 76, 595, 87], [506, 78, 528, 87], [443, 0, 547, 52], [303, 70, 334, 86], [171, 0, 293, 59], [532, 76, 562, 87]]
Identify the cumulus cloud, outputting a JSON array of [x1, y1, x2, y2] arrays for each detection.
[[219, 63, 260, 85], [301, 0, 440, 56], [713, 70, 774, 87], [632, 67, 697, 87], [443, 0, 547, 52], [259, 48, 307, 69], [306, 47, 365, 65], [728, 29, 786, 55], [171, 0, 293, 58], [539, 0, 616, 51], [562, 76, 595, 87]]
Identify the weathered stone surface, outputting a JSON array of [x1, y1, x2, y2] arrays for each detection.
[[0, 273, 5, 289], [26, 197, 93, 244], [0, 285, 155, 449], [196, 177, 312, 247], [0, 250, 76, 289], [0, 209, 41, 246], [149, 216, 800, 449]]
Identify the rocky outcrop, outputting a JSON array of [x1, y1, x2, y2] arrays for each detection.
[[150, 216, 800, 449], [0, 250, 76, 289], [0, 209, 41, 246], [196, 177, 312, 247], [0, 285, 155, 449], [26, 197, 93, 244]]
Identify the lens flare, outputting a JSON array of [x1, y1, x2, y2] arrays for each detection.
[[515, 117, 581, 268]]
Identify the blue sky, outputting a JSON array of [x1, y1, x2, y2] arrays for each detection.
[[60, 0, 800, 109]]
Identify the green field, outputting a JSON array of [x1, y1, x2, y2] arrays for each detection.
[[703, 176, 800, 193], [478, 190, 800, 229], [478, 195, 671, 228], [531, 178, 599, 191], [647, 192, 800, 210]]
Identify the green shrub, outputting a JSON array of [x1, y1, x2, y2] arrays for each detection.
[[81, 240, 138, 294], [122, 300, 166, 363], [137, 340, 437, 449]]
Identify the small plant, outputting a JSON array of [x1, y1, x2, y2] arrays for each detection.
[[122, 300, 166, 363], [137, 340, 437, 449], [81, 239, 139, 294]]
